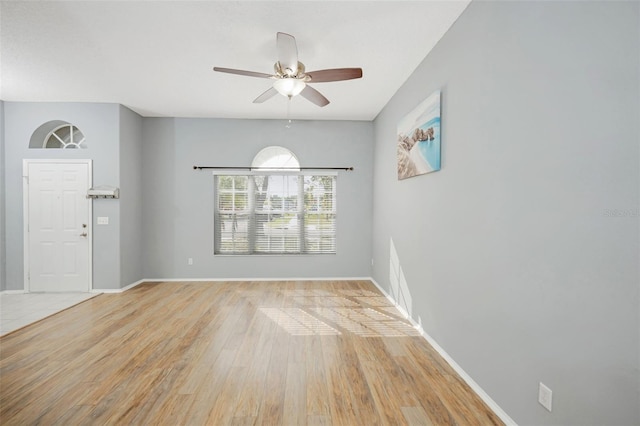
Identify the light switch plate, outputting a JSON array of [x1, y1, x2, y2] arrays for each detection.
[[97, 217, 109, 225], [538, 382, 552, 412]]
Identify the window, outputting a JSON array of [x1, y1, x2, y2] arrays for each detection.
[[29, 120, 86, 149], [214, 174, 336, 255], [213, 147, 337, 255]]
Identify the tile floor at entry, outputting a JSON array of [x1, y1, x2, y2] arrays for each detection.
[[0, 292, 99, 336]]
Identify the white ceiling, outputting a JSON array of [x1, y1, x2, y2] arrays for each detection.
[[0, 1, 470, 121]]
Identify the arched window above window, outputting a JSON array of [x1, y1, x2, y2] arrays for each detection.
[[29, 120, 86, 149], [251, 146, 299, 171]]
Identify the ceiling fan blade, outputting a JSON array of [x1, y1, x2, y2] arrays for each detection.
[[300, 85, 330, 107], [277, 32, 298, 75], [306, 68, 363, 83], [213, 67, 274, 79], [253, 87, 278, 104]]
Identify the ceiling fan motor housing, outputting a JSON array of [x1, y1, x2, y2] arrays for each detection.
[[275, 61, 307, 80]]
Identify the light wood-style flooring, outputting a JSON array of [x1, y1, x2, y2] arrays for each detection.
[[0, 280, 503, 425]]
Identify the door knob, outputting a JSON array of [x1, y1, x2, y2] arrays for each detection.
[[80, 232, 87, 237]]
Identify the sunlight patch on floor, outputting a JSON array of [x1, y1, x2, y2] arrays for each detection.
[[310, 307, 420, 337], [259, 307, 341, 336], [257, 287, 420, 338]]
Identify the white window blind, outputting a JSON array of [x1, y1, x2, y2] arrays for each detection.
[[214, 174, 336, 255]]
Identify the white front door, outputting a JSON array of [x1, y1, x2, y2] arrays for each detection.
[[24, 160, 92, 292]]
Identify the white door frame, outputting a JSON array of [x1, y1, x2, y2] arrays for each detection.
[[22, 159, 93, 292]]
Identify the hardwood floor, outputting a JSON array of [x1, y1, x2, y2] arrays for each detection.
[[0, 280, 503, 425]]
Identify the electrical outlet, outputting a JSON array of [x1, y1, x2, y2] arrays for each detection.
[[538, 382, 552, 412], [188, 258, 193, 265]]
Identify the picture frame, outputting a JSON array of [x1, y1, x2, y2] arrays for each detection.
[[397, 90, 441, 180]]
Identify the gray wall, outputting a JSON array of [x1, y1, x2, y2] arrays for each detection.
[[142, 118, 373, 279], [0, 100, 5, 291], [3, 102, 122, 290], [3, 107, 372, 287], [119, 106, 143, 287], [371, 1, 639, 425]]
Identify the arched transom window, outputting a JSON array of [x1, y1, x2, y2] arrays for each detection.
[[251, 146, 300, 170], [30, 120, 86, 149]]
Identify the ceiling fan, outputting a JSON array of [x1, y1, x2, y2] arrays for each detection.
[[213, 32, 363, 107]]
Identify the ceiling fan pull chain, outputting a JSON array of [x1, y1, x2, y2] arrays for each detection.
[[286, 96, 292, 128]]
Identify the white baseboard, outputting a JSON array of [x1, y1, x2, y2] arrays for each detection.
[[91, 277, 372, 293], [368, 277, 517, 426], [92, 279, 146, 294], [141, 277, 372, 283], [0, 289, 26, 296]]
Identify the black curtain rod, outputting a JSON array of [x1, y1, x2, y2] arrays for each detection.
[[193, 166, 354, 171]]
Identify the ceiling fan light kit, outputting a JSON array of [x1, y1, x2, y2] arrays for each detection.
[[273, 78, 306, 97], [213, 32, 362, 107]]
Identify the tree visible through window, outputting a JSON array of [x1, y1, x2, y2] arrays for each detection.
[[214, 147, 336, 255]]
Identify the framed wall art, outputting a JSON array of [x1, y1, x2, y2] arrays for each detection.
[[397, 90, 441, 180]]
